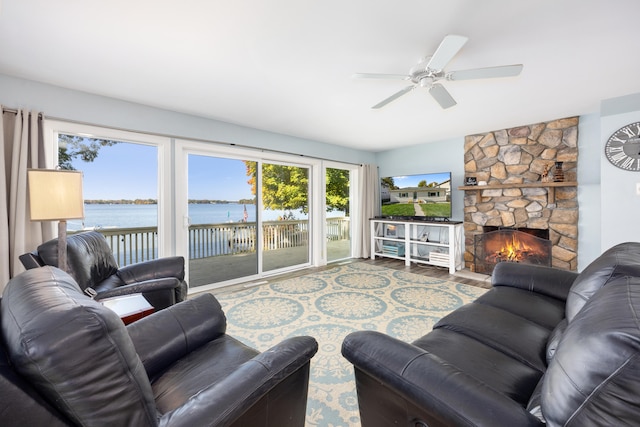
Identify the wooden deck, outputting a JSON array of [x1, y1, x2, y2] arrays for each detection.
[[189, 239, 351, 289]]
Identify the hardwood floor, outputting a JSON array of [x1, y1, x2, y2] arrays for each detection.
[[355, 257, 492, 289], [210, 257, 492, 297]]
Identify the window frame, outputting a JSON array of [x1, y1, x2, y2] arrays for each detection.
[[43, 120, 173, 256]]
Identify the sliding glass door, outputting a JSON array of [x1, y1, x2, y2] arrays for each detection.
[[186, 155, 258, 287], [45, 124, 360, 295], [178, 144, 313, 290], [261, 162, 310, 272], [326, 166, 351, 262], [46, 121, 170, 267]]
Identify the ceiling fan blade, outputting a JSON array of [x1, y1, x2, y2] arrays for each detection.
[[353, 73, 410, 80], [429, 83, 457, 109], [425, 34, 469, 71], [372, 85, 415, 109], [447, 64, 523, 81]]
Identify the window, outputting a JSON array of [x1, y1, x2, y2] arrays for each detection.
[[44, 121, 171, 263], [44, 121, 360, 293]]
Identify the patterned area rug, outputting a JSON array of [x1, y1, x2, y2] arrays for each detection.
[[216, 263, 487, 427]]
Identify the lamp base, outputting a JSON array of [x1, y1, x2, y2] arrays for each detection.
[[58, 220, 68, 273]]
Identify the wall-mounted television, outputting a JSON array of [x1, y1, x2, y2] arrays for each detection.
[[380, 172, 452, 220]]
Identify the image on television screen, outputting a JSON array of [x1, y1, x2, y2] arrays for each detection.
[[380, 172, 452, 219]]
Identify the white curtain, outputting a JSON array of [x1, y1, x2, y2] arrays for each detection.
[[353, 163, 380, 258], [0, 108, 54, 292]]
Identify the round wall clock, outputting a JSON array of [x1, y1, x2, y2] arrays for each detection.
[[605, 122, 640, 171]]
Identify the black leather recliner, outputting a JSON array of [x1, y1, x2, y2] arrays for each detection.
[[1, 266, 318, 426], [342, 242, 640, 426], [20, 230, 187, 310]]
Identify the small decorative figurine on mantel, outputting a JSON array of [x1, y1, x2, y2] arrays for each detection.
[[553, 161, 565, 182], [541, 164, 551, 182]]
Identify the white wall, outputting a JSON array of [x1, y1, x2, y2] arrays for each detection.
[[600, 92, 640, 251], [0, 73, 375, 165], [576, 113, 602, 268]]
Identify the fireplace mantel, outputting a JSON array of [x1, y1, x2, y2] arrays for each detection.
[[458, 181, 578, 203]]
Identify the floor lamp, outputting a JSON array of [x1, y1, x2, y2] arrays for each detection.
[[28, 169, 84, 273]]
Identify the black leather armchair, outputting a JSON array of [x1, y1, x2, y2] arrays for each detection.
[[1, 266, 318, 426], [19, 230, 187, 309]]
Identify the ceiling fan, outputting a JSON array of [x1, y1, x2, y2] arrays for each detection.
[[354, 34, 523, 110]]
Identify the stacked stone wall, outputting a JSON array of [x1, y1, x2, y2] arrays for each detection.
[[463, 117, 579, 271]]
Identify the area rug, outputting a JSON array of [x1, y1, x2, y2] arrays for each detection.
[[216, 263, 487, 427]]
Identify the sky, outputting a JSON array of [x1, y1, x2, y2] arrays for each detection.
[[72, 141, 254, 200], [384, 172, 451, 188]]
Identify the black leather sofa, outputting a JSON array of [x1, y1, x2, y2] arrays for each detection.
[[20, 230, 187, 310], [1, 266, 318, 426], [342, 242, 640, 426]]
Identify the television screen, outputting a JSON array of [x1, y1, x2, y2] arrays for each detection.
[[380, 172, 452, 220]]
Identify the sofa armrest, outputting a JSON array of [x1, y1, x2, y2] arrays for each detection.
[[342, 331, 543, 427], [95, 277, 181, 299], [491, 262, 578, 301], [157, 335, 318, 427], [126, 294, 226, 378], [117, 256, 185, 284], [18, 252, 45, 270]]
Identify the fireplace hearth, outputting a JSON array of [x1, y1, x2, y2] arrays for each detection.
[[474, 227, 551, 274]]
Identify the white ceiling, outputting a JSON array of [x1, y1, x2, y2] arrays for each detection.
[[1, 0, 640, 152]]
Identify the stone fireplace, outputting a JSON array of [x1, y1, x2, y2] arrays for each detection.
[[461, 117, 579, 272]]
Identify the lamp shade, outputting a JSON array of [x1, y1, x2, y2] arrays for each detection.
[[28, 169, 84, 221]]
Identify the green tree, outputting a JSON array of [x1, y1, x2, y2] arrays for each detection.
[[244, 163, 349, 215], [325, 168, 349, 214], [381, 176, 397, 189], [418, 179, 427, 187], [245, 162, 309, 215], [58, 134, 119, 170]]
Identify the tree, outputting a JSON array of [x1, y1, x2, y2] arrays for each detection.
[[245, 162, 309, 215], [244, 163, 349, 215], [325, 168, 349, 214], [58, 134, 119, 170], [381, 176, 397, 189], [418, 180, 427, 187]]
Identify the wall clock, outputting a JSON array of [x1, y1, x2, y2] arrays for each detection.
[[605, 122, 640, 171]]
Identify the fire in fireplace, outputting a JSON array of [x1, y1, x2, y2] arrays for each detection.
[[474, 227, 552, 274]]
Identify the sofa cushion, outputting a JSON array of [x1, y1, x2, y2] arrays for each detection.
[[542, 276, 640, 425], [474, 285, 566, 330], [413, 328, 542, 406], [566, 242, 640, 321], [1, 267, 158, 426], [152, 335, 260, 413], [433, 302, 551, 372]]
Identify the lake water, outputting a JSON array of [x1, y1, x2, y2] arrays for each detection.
[[68, 203, 343, 230]]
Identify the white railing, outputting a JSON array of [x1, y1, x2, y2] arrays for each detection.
[[73, 218, 349, 267]]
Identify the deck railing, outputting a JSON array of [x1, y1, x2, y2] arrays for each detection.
[[71, 217, 349, 267]]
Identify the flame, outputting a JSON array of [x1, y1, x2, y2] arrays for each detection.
[[498, 234, 533, 262]]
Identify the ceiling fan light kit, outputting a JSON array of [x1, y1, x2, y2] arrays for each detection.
[[355, 34, 523, 110]]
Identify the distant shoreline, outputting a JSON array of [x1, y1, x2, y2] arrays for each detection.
[[84, 199, 256, 205]]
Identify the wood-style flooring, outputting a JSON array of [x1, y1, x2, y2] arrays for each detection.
[[209, 257, 492, 297]]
